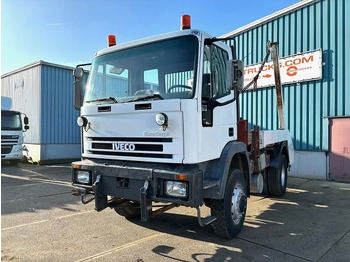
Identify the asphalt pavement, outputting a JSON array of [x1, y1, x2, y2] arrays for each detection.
[[1, 162, 350, 262]]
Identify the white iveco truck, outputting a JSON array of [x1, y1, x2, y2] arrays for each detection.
[[1, 96, 29, 164], [72, 15, 294, 238]]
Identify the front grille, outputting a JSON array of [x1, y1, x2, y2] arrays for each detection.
[[87, 137, 173, 159], [88, 137, 172, 143], [88, 150, 172, 159], [1, 135, 19, 144], [92, 143, 163, 152], [92, 143, 112, 150], [1, 145, 13, 154]]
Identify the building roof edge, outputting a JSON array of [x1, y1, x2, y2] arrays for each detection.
[[1, 60, 76, 78], [220, 0, 319, 38]]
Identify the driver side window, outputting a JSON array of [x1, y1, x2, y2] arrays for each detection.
[[203, 44, 229, 99], [202, 44, 229, 127]]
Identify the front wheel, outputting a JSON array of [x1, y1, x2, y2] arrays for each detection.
[[112, 199, 141, 218], [211, 169, 247, 239], [8, 160, 19, 166]]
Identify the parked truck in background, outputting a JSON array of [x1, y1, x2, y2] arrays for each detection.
[[71, 15, 294, 238], [1, 96, 30, 164]]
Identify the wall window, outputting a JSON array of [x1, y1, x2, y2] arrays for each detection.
[[144, 69, 159, 93]]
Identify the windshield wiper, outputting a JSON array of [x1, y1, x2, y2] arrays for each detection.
[[86, 97, 118, 104], [129, 94, 164, 102]]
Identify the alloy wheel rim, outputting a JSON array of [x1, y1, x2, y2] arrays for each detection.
[[281, 163, 286, 187], [231, 185, 246, 224]]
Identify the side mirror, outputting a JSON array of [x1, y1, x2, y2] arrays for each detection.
[[227, 60, 244, 91], [73, 67, 84, 110], [74, 67, 84, 79], [24, 116, 29, 125], [24, 125, 30, 131]]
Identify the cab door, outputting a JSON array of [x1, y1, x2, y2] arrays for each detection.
[[199, 43, 237, 162]]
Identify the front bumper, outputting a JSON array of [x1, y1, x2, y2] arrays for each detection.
[[1, 144, 23, 161], [72, 159, 203, 219]]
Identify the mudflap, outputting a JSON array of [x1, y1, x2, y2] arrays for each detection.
[[93, 175, 152, 220], [140, 181, 152, 222], [93, 175, 108, 211]]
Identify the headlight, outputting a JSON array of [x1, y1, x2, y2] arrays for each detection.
[[165, 181, 188, 198], [155, 113, 168, 126], [76, 170, 91, 184], [77, 116, 88, 127]]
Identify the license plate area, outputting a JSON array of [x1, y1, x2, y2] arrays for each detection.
[[103, 176, 145, 201], [116, 177, 129, 188]]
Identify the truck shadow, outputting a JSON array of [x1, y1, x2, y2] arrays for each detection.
[[2, 163, 350, 261], [126, 178, 350, 261], [1, 163, 81, 216]]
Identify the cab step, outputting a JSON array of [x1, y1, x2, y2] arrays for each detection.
[[196, 206, 217, 227]]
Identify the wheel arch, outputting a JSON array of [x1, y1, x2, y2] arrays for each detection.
[[203, 141, 251, 199], [229, 153, 251, 196], [269, 141, 290, 168]]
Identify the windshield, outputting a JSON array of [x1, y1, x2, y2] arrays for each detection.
[[1, 111, 22, 131], [84, 35, 198, 104]]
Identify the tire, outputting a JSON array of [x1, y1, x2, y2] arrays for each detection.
[[8, 160, 19, 166], [211, 169, 247, 239], [113, 199, 141, 218], [268, 154, 288, 197], [261, 170, 270, 195]]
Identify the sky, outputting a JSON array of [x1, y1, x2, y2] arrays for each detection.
[[1, 0, 300, 75]]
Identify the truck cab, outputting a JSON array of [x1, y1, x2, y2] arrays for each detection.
[[77, 29, 239, 164], [1, 96, 29, 164], [72, 16, 293, 239]]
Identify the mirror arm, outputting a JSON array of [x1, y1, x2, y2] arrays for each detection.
[[204, 36, 235, 45], [76, 63, 91, 68], [207, 90, 239, 110]]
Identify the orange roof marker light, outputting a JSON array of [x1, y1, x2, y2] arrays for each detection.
[[108, 35, 116, 47], [181, 15, 191, 30]]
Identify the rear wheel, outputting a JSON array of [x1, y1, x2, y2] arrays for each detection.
[[211, 169, 247, 239], [261, 170, 270, 195], [268, 154, 288, 196]]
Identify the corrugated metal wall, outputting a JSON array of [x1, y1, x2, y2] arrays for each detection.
[[1, 64, 41, 143], [229, 0, 349, 151], [2, 62, 82, 145], [41, 64, 81, 144], [165, 71, 193, 90], [96, 74, 129, 98]]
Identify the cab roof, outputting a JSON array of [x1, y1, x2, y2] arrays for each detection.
[[95, 29, 213, 58]]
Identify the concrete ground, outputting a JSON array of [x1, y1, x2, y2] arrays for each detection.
[[1, 162, 350, 262]]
